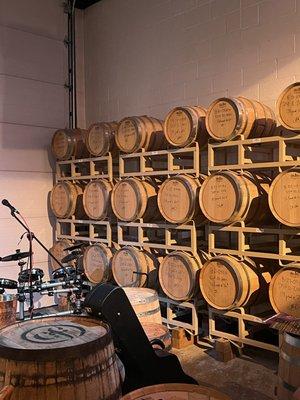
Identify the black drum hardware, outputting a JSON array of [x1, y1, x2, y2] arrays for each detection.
[[84, 284, 197, 394], [0, 199, 91, 320]]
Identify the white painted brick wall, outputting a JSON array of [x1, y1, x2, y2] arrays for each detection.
[[83, 0, 300, 126], [0, 0, 67, 308]]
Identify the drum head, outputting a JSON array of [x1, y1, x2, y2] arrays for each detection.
[[52, 266, 76, 280], [0, 278, 18, 289], [18, 268, 44, 283]]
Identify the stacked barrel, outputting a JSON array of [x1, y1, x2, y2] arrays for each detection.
[[199, 88, 299, 324], [49, 122, 118, 287], [50, 83, 300, 358]]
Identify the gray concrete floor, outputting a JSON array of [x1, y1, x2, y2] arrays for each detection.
[[174, 342, 278, 400]]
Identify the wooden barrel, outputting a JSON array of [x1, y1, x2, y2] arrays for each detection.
[[276, 83, 300, 131], [199, 171, 270, 225], [277, 332, 300, 400], [0, 316, 122, 400], [268, 169, 300, 227], [205, 96, 276, 141], [159, 252, 201, 301], [83, 179, 113, 220], [122, 383, 231, 400], [111, 178, 159, 222], [164, 106, 209, 148], [123, 287, 162, 324], [112, 247, 157, 288], [49, 239, 74, 270], [50, 181, 85, 219], [86, 121, 118, 156], [199, 256, 270, 310], [0, 295, 16, 329], [115, 116, 165, 153], [142, 322, 171, 351], [83, 243, 113, 284], [269, 264, 300, 318], [158, 175, 205, 224], [0, 386, 13, 400], [56, 293, 71, 311], [51, 128, 88, 160]]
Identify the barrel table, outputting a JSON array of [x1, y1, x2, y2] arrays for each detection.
[[121, 383, 231, 399], [164, 106, 208, 148], [0, 316, 122, 400]]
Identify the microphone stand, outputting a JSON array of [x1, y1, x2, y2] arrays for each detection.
[[8, 210, 65, 320]]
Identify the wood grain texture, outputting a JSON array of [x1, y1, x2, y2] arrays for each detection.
[[124, 287, 162, 324], [276, 83, 300, 131], [158, 175, 205, 224], [115, 116, 165, 153], [83, 179, 113, 220], [111, 178, 159, 222], [199, 171, 270, 225], [112, 247, 157, 288], [206, 96, 276, 141], [199, 256, 270, 310], [0, 316, 122, 400], [121, 383, 231, 399], [269, 264, 300, 318], [159, 251, 201, 301], [86, 122, 118, 156], [268, 169, 300, 227], [50, 182, 85, 219], [277, 333, 300, 400], [83, 243, 112, 284], [164, 105, 208, 148]]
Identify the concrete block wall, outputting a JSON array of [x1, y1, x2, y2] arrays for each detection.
[[0, 0, 68, 307], [83, 0, 300, 126]]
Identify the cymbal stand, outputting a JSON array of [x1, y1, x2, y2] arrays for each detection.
[[9, 210, 65, 320]]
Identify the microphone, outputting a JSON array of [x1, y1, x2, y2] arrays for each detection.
[[1, 199, 19, 214]]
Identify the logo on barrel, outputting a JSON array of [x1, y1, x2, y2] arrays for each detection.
[[21, 324, 86, 344]]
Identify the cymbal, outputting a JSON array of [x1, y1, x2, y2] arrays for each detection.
[[61, 252, 81, 263], [0, 251, 31, 262], [64, 242, 87, 252]]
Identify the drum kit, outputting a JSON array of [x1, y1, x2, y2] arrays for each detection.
[[0, 242, 92, 320], [0, 199, 92, 321]]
